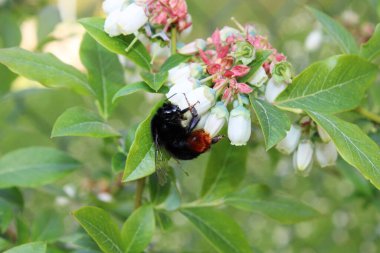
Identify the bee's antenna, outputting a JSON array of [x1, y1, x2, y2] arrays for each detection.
[[182, 93, 200, 110], [166, 93, 178, 101]]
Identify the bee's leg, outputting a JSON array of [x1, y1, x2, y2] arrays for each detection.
[[212, 135, 224, 144]]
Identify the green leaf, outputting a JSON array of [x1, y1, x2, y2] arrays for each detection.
[[276, 55, 378, 114], [79, 17, 151, 70], [308, 7, 358, 54], [0, 48, 92, 95], [149, 173, 171, 205], [121, 205, 155, 253], [0, 11, 21, 48], [73, 206, 124, 253], [112, 82, 168, 103], [180, 207, 251, 253], [4, 242, 47, 253], [80, 33, 125, 118], [307, 111, 380, 190], [238, 50, 272, 83], [160, 54, 191, 72], [360, 24, 380, 61], [225, 185, 320, 224], [250, 96, 290, 150], [0, 147, 80, 188], [122, 101, 164, 182], [140, 71, 168, 91], [0, 199, 14, 233], [31, 210, 64, 242], [37, 5, 61, 42], [51, 107, 120, 138], [112, 152, 127, 173], [201, 140, 248, 201]]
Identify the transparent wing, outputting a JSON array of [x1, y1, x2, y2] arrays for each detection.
[[154, 133, 170, 185]]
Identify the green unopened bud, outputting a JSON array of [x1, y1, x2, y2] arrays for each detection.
[[234, 41, 256, 65], [272, 61, 294, 84]]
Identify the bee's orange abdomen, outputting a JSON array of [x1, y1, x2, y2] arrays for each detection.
[[187, 129, 212, 153]]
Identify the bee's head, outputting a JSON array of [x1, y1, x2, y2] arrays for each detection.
[[160, 102, 183, 121]]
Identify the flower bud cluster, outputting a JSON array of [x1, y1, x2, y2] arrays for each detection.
[[103, 0, 192, 39], [165, 22, 294, 146], [276, 117, 338, 175]]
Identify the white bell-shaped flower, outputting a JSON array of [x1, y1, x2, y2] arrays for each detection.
[[316, 141, 338, 168], [195, 112, 210, 130], [317, 125, 331, 143], [178, 39, 207, 55], [293, 140, 314, 175], [248, 66, 268, 87], [305, 29, 323, 52], [228, 105, 251, 146], [204, 102, 229, 137], [166, 77, 199, 105], [102, 0, 127, 15], [117, 3, 148, 35], [176, 86, 216, 115], [265, 77, 287, 103], [104, 10, 123, 37], [168, 64, 192, 85], [276, 124, 302, 155]]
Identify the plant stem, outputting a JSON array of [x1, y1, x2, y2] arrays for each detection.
[[171, 29, 177, 55], [134, 177, 145, 210], [357, 107, 380, 124]]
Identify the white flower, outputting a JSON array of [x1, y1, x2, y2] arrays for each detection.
[[195, 112, 210, 130], [204, 102, 229, 137], [178, 39, 207, 55], [293, 140, 314, 175], [265, 78, 287, 103], [168, 64, 192, 85], [316, 141, 338, 168], [102, 0, 127, 15], [190, 63, 204, 79], [276, 124, 302, 155], [220, 26, 240, 41], [117, 3, 148, 35], [305, 29, 323, 52], [104, 10, 123, 37], [317, 125, 331, 143], [166, 78, 199, 105], [248, 66, 268, 87], [228, 105, 251, 146], [176, 86, 216, 115]]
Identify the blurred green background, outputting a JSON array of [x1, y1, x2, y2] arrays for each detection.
[[1, 0, 380, 252]]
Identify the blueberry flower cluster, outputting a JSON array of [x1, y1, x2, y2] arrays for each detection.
[[167, 23, 294, 146], [276, 117, 338, 175], [103, 0, 191, 40]]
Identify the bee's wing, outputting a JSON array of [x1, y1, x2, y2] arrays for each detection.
[[153, 133, 169, 185]]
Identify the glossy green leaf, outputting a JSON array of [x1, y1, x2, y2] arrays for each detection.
[[180, 207, 251, 253], [79, 17, 151, 70], [360, 24, 380, 61], [276, 55, 378, 114], [121, 205, 155, 253], [51, 107, 120, 138], [0, 188, 24, 210], [31, 210, 64, 242], [0, 48, 92, 95], [140, 71, 168, 91], [149, 173, 171, 205], [0, 199, 14, 233], [123, 101, 163, 182], [4, 242, 46, 253], [0, 147, 80, 188], [239, 50, 272, 83], [73, 206, 124, 253], [160, 54, 191, 72], [250, 96, 290, 150], [308, 7, 358, 54], [225, 185, 320, 224], [112, 152, 126, 173], [308, 111, 380, 190], [201, 140, 248, 201], [112, 82, 168, 103], [80, 33, 125, 118]]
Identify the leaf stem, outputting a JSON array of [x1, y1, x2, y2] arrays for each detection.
[[134, 177, 146, 210], [171, 29, 177, 55], [357, 107, 380, 124]]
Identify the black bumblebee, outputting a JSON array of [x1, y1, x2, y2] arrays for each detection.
[[151, 98, 223, 182]]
